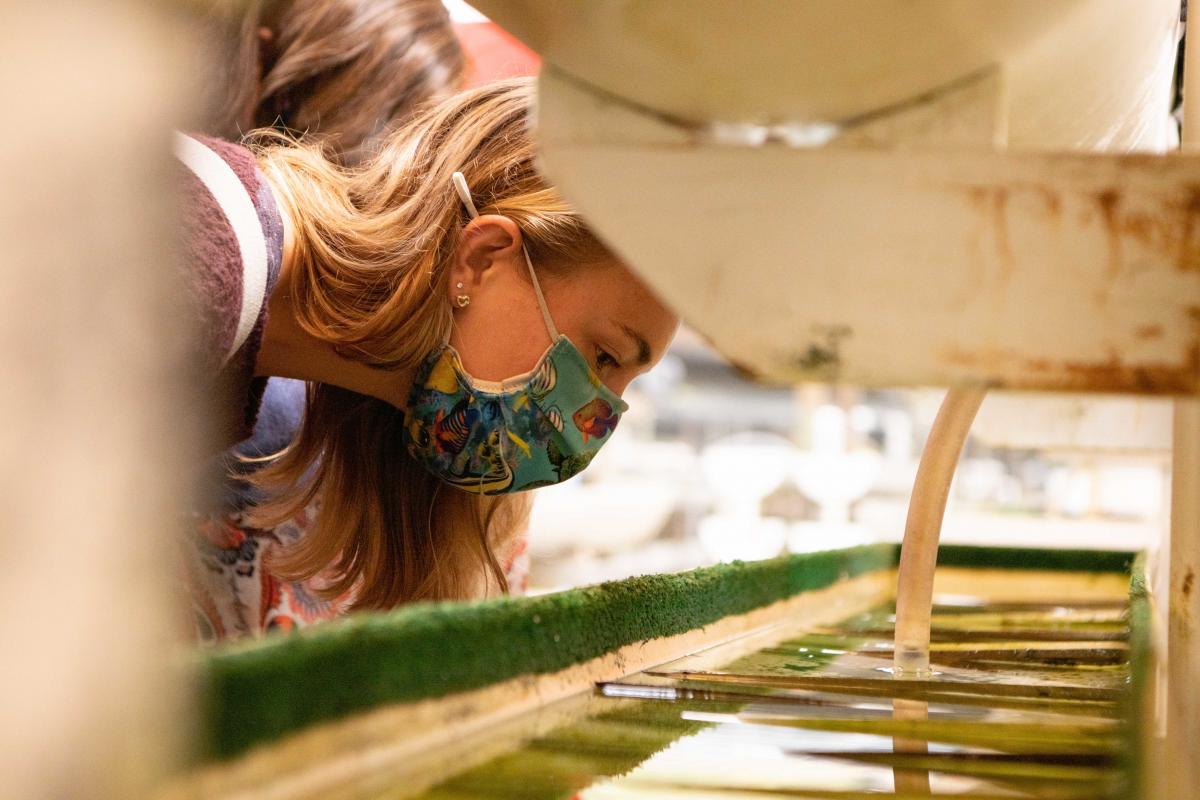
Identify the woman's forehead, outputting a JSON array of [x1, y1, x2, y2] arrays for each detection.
[[597, 269, 678, 359], [548, 256, 678, 351]]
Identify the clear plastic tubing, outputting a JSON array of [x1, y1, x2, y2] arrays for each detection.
[[893, 388, 986, 677]]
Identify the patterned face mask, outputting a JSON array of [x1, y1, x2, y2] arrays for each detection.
[[402, 173, 629, 494]]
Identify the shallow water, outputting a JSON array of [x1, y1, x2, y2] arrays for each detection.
[[411, 597, 1130, 800]]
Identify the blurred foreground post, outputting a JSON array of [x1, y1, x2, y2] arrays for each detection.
[[0, 1, 199, 797]]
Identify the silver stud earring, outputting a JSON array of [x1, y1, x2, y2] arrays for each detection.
[[456, 294, 471, 308], [456, 281, 464, 289]]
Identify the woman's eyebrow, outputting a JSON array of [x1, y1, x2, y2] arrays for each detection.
[[619, 323, 652, 366]]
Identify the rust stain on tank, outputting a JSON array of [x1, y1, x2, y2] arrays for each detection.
[[957, 178, 1200, 274], [1086, 185, 1200, 273], [990, 187, 1013, 272], [965, 186, 990, 208], [1094, 189, 1122, 280], [1036, 185, 1063, 217], [1135, 324, 1165, 340], [1177, 185, 1200, 272], [962, 185, 1014, 280], [940, 344, 1200, 394], [966, 180, 1062, 219]]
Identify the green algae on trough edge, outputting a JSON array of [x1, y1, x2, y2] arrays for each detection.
[[193, 544, 894, 762]]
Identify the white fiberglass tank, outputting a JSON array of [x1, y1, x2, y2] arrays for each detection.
[[475, 0, 1179, 151]]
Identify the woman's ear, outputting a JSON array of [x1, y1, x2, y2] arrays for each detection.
[[448, 215, 525, 302]]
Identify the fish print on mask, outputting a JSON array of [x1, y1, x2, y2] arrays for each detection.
[[529, 358, 557, 398], [548, 437, 598, 482], [432, 397, 479, 455], [573, 398, 620, 443], [519, 436, 600, 490], [438, 426, 514, 494]]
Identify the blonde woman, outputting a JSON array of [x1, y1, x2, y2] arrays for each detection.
[[187, 0, 468, 635], [178, 78, 678, 638]]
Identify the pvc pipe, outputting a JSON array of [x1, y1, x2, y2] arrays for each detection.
[[893, 388, 986, 677]]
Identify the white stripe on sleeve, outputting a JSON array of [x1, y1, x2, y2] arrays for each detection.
[[173, 132, 270, 367]]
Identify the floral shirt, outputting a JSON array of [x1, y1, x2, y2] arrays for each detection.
[[180, 503, 530, 641]]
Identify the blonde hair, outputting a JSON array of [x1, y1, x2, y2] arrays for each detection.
[[247, 78, 611, 609]]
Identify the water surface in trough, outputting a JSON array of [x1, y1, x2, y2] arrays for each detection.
[[411, 598, 1130, 800]]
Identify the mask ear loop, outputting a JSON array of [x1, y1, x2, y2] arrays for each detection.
[[451, 172, 560, 342]]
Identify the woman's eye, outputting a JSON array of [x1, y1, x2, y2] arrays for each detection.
[[596, 349, 620, 371]]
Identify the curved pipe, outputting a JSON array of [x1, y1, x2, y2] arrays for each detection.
[[893, 387, 986, 677]]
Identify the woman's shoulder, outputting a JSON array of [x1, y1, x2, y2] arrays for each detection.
[[175, 133, 286, 447], [174, 134, 281, 253]]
